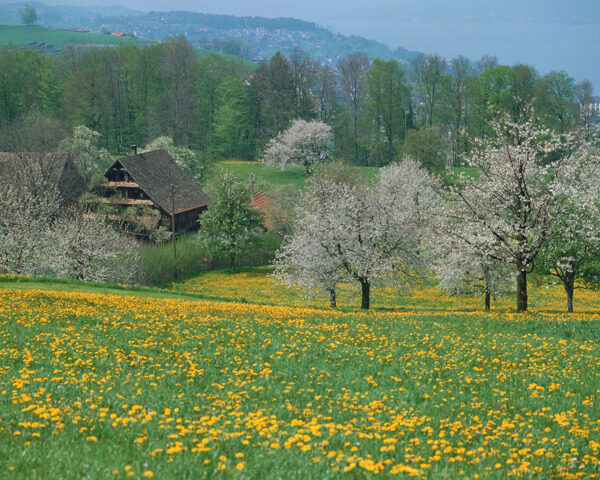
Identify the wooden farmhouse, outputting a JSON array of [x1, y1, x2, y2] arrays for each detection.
[[99, 148, 211, 235], [0, 152, 86, 204]]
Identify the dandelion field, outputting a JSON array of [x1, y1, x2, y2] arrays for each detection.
[[1, 272, 600, 478]]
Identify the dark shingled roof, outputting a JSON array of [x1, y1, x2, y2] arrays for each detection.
[[113, 150, 211, 215]]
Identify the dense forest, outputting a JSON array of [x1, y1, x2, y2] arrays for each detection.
[[0, 37, 596, 170]]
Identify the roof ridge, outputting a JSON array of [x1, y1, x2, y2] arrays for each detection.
[[118, 149, 166, 161]]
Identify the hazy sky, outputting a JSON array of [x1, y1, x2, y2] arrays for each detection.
[[40, 0, 600, 88]]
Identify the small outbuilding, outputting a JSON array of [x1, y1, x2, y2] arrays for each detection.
[[100, 148, 211, 234], [251, 191, 288, 231]]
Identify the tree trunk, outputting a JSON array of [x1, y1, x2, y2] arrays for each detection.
[[516, 269, 528, 312], [329, 287, 337, 308], [360, 279, 370, 310], [354, 110, 359, 165], [484, 271, 491, 311], [563, 273, 575, 313]]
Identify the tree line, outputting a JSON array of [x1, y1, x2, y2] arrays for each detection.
[[0, 38, 595, 169]]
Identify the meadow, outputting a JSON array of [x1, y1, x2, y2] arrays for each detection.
[[0, 25, 152, 50], [0, 270, 599, 479], [218, 161, 381, 189]]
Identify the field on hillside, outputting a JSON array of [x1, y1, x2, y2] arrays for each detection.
[[218, 161, 381, 189], [0, 25, 153, 49], [216, 162, 480, 201], [1, 271, 599, 478]]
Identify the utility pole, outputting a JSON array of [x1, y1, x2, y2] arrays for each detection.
[[171, 184, 176, 259]]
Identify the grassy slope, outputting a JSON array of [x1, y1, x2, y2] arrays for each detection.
[[218, 161, 382, 189], [0, 274, 599, 478], [0, 24, 152, 48], [217, 161, 478, 192]]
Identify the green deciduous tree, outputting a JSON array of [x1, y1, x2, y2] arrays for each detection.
[[211, 77, 253, 160], [575, 79, 595, 133], [197, 170, 263, 269], [412, 54, 445, 127], [338, 51, 370, 165], [290, 48, 316, 120], [403, 127, 448, 171], [534, 71, 578, 133], [38, 68, 62, 113], [440, 56, 474, 165], [21, 5, 37, 25], [364, 59, 409, 165], [253, 52, 295, 139], [153, 37, 199, 146]]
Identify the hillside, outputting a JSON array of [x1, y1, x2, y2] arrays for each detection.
[[0, 1, 422, 64], [0, 1, 138, 25], [0, 24, 153, 52]]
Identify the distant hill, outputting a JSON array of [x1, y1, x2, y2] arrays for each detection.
[[0, 1, 422, 65], [0, 1, 138, 26], [0, 24, 153, 53]]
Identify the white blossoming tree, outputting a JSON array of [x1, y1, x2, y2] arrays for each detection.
[[535, 162, 600, 312], [426, 211, 512, 311], [273, 222, 344, 307], [0, 155, 138, 282], [48, 208, 138, 283], [0, 156, 62, 275], [273, 158, 436, 309], [272, 166, 352, 307], [262, 119, 333, 174], [447, 118, 598, 312]]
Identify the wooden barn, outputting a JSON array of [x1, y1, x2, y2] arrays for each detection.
[[0, 152, 86, 204], [99, 148, 211, 235]]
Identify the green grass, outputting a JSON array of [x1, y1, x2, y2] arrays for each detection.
[[218, 161, 477, 193], [0, 273, 216, 302], [0, 25, 153, 49], [218, 160, 383, 190], [137, 232, 281, 285], [0, 274, 599, 478], [218, 161, 309, 188], [196, 48, 255, 66]]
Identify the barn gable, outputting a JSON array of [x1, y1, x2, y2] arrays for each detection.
[[101, 150, 211, 233]]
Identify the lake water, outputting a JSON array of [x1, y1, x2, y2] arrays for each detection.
[[326, 19, 600, 87]]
